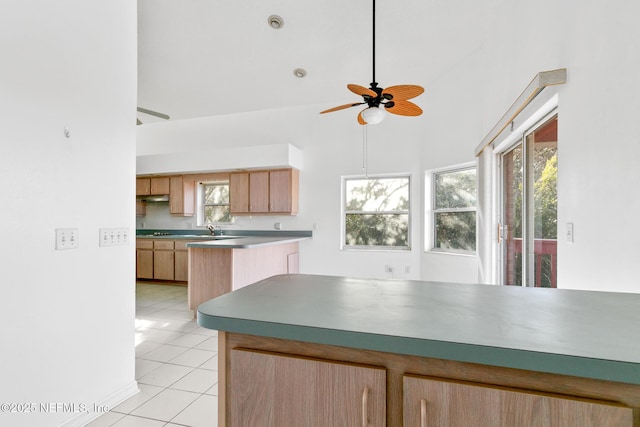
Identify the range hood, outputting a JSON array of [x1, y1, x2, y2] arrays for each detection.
[[136, 194, 169, 203]]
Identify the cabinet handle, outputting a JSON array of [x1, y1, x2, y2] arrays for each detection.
[[361, 387, 369, 427], [420, 399, 427, 427]]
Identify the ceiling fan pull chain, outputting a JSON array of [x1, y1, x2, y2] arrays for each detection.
[[362, 125, 369, 177]]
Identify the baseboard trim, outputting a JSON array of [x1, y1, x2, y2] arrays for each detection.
[[59, 381, 140, 427]]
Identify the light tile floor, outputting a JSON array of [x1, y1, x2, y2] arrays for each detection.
[[88, 282, 218, 427]]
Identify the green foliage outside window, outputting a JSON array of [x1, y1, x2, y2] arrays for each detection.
[[344, 177, 410, 248], [202, 182, 232, 223], [433, 168, 477, 251]]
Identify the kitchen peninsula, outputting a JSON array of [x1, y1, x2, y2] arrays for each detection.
[[185, 231, 311, 312], [198, 274, 640, 426]]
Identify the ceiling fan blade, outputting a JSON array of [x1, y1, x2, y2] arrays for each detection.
[[320, 102, 365, 114], [348, 84, 377, 98], [357, 109, 367, 125], [137, 107, 170, 120], [385, 100, 423, 116], [382, 85, 424, 101]]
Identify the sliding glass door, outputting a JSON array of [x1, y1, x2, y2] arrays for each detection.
[[500, 113, 558, 287]]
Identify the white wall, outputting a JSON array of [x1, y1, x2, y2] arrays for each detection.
[[1, 1, 138, 426], [137, 1, 640, 293]]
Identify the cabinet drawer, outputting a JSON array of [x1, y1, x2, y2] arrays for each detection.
[[174, 240, 191, 250], [136, 239, 154, 249], [153, 240, 174, 250]]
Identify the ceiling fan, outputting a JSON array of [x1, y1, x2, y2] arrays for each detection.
[[136, 107, 170, 125], [320, 0, 424, 125]]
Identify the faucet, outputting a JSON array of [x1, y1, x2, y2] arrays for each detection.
[[207, 224, 222, 236]]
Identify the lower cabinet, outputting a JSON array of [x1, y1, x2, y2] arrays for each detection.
[[229, 349, 386, 427], [136, 240, 154, 279], [136, 239, 190, 282], [403, 375, 634, 427], [220, 334, 639, 427]]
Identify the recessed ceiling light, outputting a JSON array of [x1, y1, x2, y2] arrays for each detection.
[[293, 68, 307, 78], [268, 15, 284, 29]]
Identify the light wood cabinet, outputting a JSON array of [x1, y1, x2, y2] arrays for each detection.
[[136, 201, 146, 217], [403, 375, 633, 427], [229, 172, 249, 213], [136, 178, 151, 196], [219, 333, 640, 427], [169, 176, 195, 216], [269, 169, 298, 214], [229, 168, 299, 215], [136, 239, 154, 279], [174, 240, 189, 282], [150, 177, 170, 195], [249, 171, 269, 213], [136, 177, 170, 196], [153, 240, 175, 280], [229, 349, 386, 427]]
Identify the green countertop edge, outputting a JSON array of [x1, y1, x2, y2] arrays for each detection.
[[197, 311, 640, 386]]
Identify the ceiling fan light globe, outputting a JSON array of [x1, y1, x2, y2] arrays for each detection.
[[361, 106, 386, 124]]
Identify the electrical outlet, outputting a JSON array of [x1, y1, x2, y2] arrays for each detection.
[[56, 228, 79, 250], [99, 228, 130, 247]]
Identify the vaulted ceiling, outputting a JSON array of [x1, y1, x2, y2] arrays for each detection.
[[137, 0, 492, 124]]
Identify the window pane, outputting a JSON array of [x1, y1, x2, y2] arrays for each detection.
[[435, 211, 476, 251], [345, 213, 408, 247], [204, 206, 231, 223], [204, 184, 229, 204], [435, 169, 476, 209], [346, 178, 409, 212]]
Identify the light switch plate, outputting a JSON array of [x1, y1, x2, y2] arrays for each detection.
[[56, 228, 79, 250], [99, 228, 130, 247]]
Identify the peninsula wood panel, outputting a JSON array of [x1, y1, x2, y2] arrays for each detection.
[[229, 349, 386, 427], [188, 248, 233, 311], [188, 243, 299, 311], [403, 375, 634, 427], [231, 242, 299, 290]]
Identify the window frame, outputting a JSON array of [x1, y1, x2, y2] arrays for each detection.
[[196, 180, 233, 226], [425, 162, 477, 255], [341, 173, 412, 251]]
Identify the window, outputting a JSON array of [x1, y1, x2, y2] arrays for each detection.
[[429, 165, 476, 253], [199, 181, 232, 224], [343, 175, 410, 250]]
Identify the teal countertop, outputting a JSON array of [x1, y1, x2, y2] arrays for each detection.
[[197, 274, 640, 386], [136, 229, 312, 248]]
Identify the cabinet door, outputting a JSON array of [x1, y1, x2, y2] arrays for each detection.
[[229, 172, 249, 214], [269, 169, 292, 213], [153, 240, 175, 280], [136, 178, 151, 196], [249, 171, 269, 213], [169, 176, 195, 216], [150, 177, 170, 195], [174, 249, 188, 282], [136, 249, 153, 279], [403, 375, 634, 427], [230, 349, 386, 427]]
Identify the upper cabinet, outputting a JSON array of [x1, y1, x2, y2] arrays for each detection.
[[230, 168, 299, 215], [136, 176, 170, 196], [169, 176, 195, 216]]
